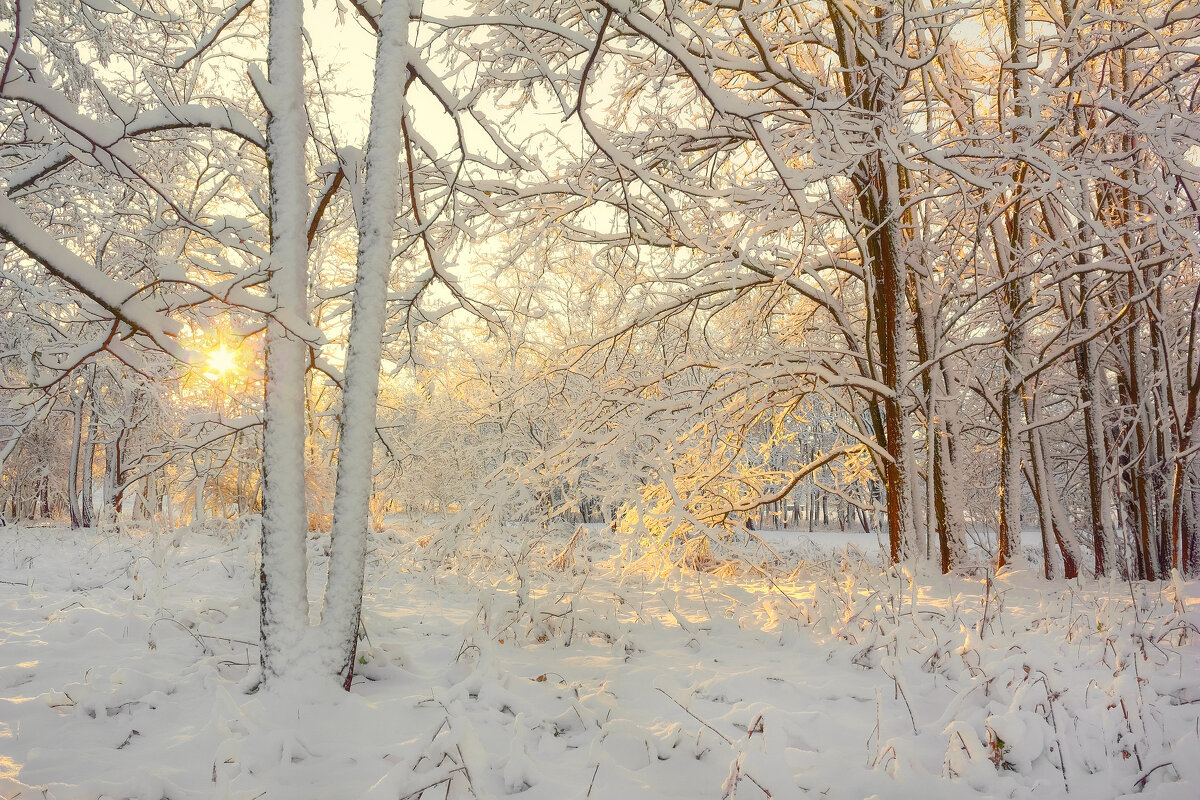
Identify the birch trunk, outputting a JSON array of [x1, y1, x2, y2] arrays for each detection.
[[319, 0, 413, 687], [259, 0, 313, 682]]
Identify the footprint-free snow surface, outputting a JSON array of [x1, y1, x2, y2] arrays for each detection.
[[1, 523, 1197, 799]]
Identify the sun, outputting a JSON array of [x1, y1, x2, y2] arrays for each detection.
[[205, 346, 238, 379]]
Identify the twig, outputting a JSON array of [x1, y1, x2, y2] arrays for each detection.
[[657, 687, 732, 744], [149, 617, 211, 653], [0, 0, 21, 93], [585, 763, 600, 798], [179, 547, 237, 567], [398, 769, 464, 800], [656, 688, 773, 797], [879, 661, 918, 735], [1133, 762, 1174, 791]]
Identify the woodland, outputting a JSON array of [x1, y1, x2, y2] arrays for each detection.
[[0, 1, 1198, 797]]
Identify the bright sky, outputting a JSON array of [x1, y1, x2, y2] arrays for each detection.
[[307, 1, 378, 145]]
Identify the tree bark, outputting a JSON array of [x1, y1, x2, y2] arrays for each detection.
[[320, 0, 414, 688], [67, 387, 84, 528], [1076, 270, 1117, 576], [997, 0, 1032, 571], [258, 0, 313, 683], [81, 424, 95, 528]]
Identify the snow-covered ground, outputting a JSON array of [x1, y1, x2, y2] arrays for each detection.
[[1, 523, 1197, 799]]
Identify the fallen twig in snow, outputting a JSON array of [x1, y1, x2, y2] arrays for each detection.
[[657, 687, 774, 797], [1133, 762, 1177, 791]]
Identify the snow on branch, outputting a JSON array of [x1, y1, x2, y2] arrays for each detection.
[[0, 195, 187, 361]]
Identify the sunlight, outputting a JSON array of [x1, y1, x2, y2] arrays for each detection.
[[205, 346, 237, 379]]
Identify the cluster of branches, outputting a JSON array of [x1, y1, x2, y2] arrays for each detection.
[[434, 0, 1199, 580]]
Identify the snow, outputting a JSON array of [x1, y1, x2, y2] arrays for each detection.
[[1, 522, 1197, 799]]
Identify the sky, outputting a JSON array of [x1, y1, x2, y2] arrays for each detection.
[[307, 0, 378, 145]]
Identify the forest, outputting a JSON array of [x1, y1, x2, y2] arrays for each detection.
[[1, 0, 1198, 798]]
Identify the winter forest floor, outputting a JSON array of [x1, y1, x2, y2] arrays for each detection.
[[0, 523, 1197, 800]]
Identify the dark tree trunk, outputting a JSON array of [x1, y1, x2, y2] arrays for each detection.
[[68, 390, 85, 528]]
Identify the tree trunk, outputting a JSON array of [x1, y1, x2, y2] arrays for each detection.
[[910, 265, 967, 571], [1125, 305, 1158, 580], [826, 0, 916, 563], [320, 0, 414, 688], [996, 269, 1027, 569], [1026, 415, 1080, 579], [36, 472, 50, 519], [81, 427, 95, 528], [194, 468, 206, 525], [1058, 0, 1118, 578], [997, 0, 1032, 571], [67, 388, 84, 528], [103, 438, 122, 517], [1178, 460, 1199, 574], [1076, 270, 1117, 576], [258, 0, 313, 684], [1170, 373, 1199, 573], [933, 423, 967, 572]]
